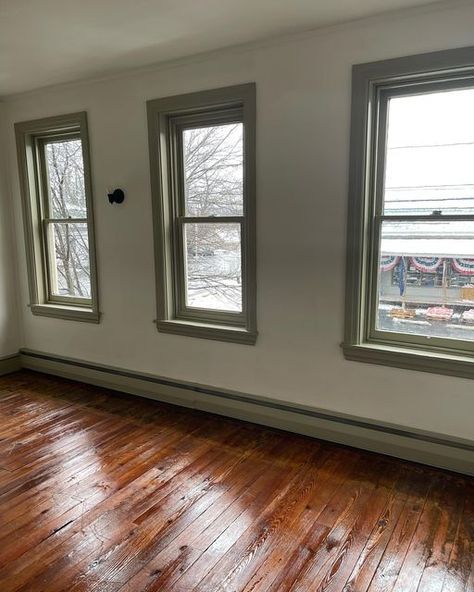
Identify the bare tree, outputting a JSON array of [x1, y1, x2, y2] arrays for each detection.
[[46, 125, 242, 309], [184, 124, 243, 216], [46, 140, 91, 298]]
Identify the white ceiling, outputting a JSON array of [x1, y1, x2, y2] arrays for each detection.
[[1, 0, 440, 97]]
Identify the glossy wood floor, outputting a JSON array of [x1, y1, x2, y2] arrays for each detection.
[[0, 371, 472, 592]]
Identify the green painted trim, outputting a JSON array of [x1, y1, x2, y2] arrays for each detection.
[[30, 304, 100, 323], [0, 355, 21, 376], [14, 112, 100, 323], [146, 84, 257, 344], [343, 343, 474, 380], [156, 319, 257, 344], [344, 45, 474, 377], [19, 348, 474, 475]]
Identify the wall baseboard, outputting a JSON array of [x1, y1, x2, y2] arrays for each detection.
[[0, 354, 21, 376], [18, 348, 474, 476]]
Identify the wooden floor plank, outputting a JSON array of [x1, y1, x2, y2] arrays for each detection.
[[0, 421, 239, 589], [0, 370, 471, 592], [284, 458, 397, 591], [186, 447, 344, 592], [414, 475, 467, 592], [340, 466, 418, 592], [440, 479, 474, 592]]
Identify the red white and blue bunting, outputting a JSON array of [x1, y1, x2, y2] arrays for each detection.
[[380, 255, 400, 271], [409, 257, 443, 273], [451, 258, 474, 275], [381, 256, 474, 275]]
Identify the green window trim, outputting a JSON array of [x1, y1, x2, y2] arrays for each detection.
[[15, 112, 100, 323], [147, 84, 257, 344], [344, 46, 474, 379]]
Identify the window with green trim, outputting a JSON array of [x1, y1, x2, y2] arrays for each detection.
[[147, 84, 257, 344], [15, 112, 99, 323], [344, 47, 474, 378]]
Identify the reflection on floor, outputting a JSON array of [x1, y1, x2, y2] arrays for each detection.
[[0, 370, 472, 591]]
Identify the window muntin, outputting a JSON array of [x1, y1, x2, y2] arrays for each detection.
[[370, 82, 474, 350], [147, 84, 256, 343]]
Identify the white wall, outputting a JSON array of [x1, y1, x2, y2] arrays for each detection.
[[0, 104, 20, 357], [4, 2, 474, 440]]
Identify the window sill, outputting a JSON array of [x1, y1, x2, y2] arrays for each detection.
[[156, 319, 257, 344], [30, 304, 100, 324], [342, 342, 474, 380]]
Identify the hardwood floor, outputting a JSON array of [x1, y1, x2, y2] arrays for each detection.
[[0, 371, 472, 592]]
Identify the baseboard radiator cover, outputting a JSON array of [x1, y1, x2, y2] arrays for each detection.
[[17, 348, 474, 476], [0, 354, 21, 376]]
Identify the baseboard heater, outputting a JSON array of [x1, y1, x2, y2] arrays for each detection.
[[14, 347, 474, 476]]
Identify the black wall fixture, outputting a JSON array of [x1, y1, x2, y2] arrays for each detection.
[[108, 188, 125, 204]]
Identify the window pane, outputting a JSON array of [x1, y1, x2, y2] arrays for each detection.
[[45, 138, 87, 218], [50, 223, 91, 298], [384, 88, 474, 216], [376, 220, 474, 341], [183, 123, 243, 216], [184, 223, 242, 312]]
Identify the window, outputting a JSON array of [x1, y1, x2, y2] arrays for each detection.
[[344, 47, 474, 378], [147, 84, 256, 343], [15, 112, 99, 322]]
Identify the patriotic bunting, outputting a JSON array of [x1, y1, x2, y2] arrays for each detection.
[[380, 256, 474, 275], [451, 258, 474, 275], [409, 257, 443, 273], [380, 255, 400, 271]]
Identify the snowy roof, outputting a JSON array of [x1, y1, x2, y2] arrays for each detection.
[[381, 238, 474, 258]]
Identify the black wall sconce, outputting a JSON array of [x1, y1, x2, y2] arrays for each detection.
[[108, 188, 125, 204]]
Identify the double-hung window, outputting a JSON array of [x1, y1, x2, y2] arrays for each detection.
[[15, 112, 99, 322], [344, 47, 474, 378], [147, 84, 257, 343]]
